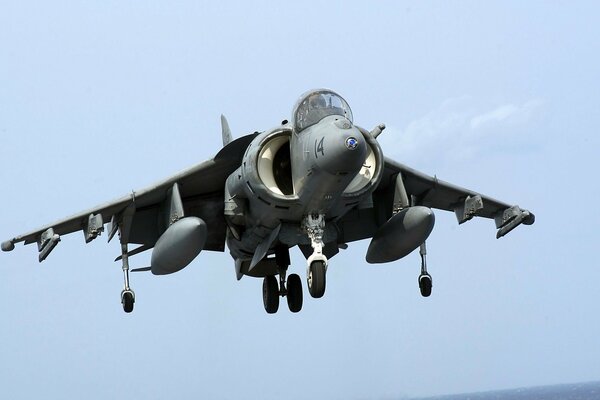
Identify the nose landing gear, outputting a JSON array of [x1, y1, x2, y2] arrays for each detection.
[[307, 260, 326, 298], [302, 214, 328, 299]]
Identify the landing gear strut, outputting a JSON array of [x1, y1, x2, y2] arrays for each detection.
[[120, 243, 136, 312], [262, 246, 303, 314], [418, 241, 432, 297], [303, 214, 327, 298]]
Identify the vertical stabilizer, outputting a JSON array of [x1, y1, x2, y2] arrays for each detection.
[[221, 114, 233, 146]]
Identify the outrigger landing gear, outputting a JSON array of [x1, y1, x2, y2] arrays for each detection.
[[262, 246, 303, 314], [418, 241, 432, 297], [303, 214, 327, 299], [120, 243, 135, 313]]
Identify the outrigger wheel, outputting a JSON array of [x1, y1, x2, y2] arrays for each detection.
[[121, 290, 135, 313], [418, 274, 432, 297]]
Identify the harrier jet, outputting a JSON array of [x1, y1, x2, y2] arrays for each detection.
[[2, 89, 535, 314]]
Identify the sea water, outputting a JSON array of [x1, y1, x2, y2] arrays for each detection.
[[412, 381, 600, 400]]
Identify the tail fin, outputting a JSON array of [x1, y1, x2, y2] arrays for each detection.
[[221, 114, 233, 146]]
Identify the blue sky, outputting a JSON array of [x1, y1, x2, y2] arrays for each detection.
[[1, 2, 599, 399]]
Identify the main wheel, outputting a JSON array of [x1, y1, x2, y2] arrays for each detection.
[[262, 275, 279, 314], [286, 273, 303, 313], [122, 291, 135, 313], [419, 274, 432, 297], [307, 261, 326, 298]]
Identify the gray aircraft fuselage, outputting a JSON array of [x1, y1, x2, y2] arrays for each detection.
[[224, 114, 383, 269], [2, 88, 534, 314]]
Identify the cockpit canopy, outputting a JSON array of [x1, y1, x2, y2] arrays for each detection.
[[292, 89, 353, 132]]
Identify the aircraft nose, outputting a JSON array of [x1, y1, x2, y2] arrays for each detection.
[[315, 126, 367, 175]]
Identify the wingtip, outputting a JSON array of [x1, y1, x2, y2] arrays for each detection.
[[1, 240, 15, 252], [524, 211, 535, 225]]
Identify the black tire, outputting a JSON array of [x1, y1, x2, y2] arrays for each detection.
[[122, 291, 135, 313], [286, 273, 303, 313], [307, 261, 326, 298], [419, 274, 432, 297], [262, 275, 279, 314]]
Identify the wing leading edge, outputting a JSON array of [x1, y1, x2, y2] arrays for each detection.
[[336, 157, 534, 245], [1, 133, 258, 262]]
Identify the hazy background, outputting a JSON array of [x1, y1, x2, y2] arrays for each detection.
[[1, 2, 599, 399]]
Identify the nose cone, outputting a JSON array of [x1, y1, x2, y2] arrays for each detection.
[[314, 121, 367, 175]]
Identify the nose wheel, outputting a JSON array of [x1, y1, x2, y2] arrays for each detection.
[[302, 214, 328, 299], [418, 241, 432, 297], [307, 260, 326, 298]]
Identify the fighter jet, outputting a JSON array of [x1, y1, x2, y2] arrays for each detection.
[[1, 89, 535, 314]]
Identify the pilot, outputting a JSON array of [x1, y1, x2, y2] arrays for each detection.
[[309, 93, 327, 110]]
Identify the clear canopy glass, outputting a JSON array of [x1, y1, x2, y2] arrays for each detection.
[[292, 90, 353, 132]]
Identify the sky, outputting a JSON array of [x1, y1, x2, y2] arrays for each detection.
[[1, 1, 599, 399]]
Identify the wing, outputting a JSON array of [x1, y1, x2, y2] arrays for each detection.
[[2, 133, 257, 262], [337, 157, 535, 244]]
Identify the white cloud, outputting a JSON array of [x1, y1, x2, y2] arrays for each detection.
[[470, 99, 544, 130], [382, 96, 545, 165], [470, 104, 519, 130]]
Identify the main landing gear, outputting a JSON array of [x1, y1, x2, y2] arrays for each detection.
[[418, 241, 432, 297], [262, 246, 303, 314]]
